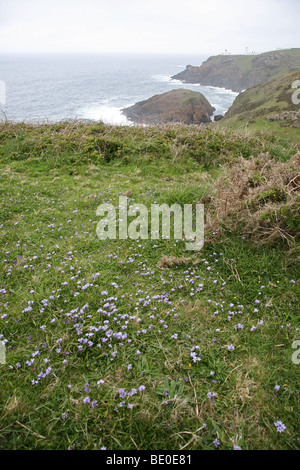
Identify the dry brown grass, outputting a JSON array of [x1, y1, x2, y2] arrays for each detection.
[[157, 255, 192, 269], [205, 152, 300, 245]]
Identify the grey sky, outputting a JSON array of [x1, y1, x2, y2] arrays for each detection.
[[0, 0, 299, 55]]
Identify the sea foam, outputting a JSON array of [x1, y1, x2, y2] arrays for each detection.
[[79, 104, 132, 126]]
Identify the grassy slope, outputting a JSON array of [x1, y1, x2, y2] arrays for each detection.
[[0, 121, 299, 450], [219, 70, 300, 144], [225, 70, 300, 119]]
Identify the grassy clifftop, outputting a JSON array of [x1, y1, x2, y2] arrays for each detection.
[[0, 120, 299, 449], [172, 48, 300, 92]]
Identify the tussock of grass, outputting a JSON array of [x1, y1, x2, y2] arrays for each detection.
[[206, 152, 300, 247]]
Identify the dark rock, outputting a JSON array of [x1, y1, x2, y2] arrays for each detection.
[[214, 114, 224, 121], [265, 110, 300, 127], [122, 89, 215, 125]]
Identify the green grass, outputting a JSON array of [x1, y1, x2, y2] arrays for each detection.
[[0, 121, 299, 450], [222, 69, 300, 144], [218, 117, 300, 146]]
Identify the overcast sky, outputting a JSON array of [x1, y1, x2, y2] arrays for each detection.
[[0, 0, 299, 55]]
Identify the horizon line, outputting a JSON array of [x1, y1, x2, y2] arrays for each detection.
[[0, 47, 299, 57]]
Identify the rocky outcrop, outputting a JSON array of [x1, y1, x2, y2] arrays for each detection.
[[171, 48, 300, 92], [122, 89, 215, 125], [265, 110, 300, 128], [214, 115, 224, 122]]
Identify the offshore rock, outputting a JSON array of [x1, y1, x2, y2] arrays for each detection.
[[122, 89, 215, 125]]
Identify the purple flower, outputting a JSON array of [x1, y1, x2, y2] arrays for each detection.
[[83, 397, 91, 404], [118, 388, 126, 399], [274, 420, 286, 433], [207, 391, 217, 406], [213, 439, 220, 448]]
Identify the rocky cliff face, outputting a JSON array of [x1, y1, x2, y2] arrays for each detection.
[[171, 49, 300, 92], [122, 89, 215, 125]]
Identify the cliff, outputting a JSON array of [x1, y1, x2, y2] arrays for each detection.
[[171, 48, 300, 92], [122, 89, 215, 125]]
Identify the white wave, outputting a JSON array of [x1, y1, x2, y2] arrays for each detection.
[[205, 85, 239, 95], [151, 74, 173, 83], [170, 77, 239, 95], [79, 104, 132, 126], [168, 78, 199, 87], [212, 107, 226, 113]]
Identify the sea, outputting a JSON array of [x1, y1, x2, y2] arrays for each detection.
[[0, 53, 238, 125]]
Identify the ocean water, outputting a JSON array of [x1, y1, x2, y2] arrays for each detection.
[[0, 54, 238, 125]]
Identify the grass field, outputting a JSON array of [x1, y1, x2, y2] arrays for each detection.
[[0, 120, 299, 450]]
